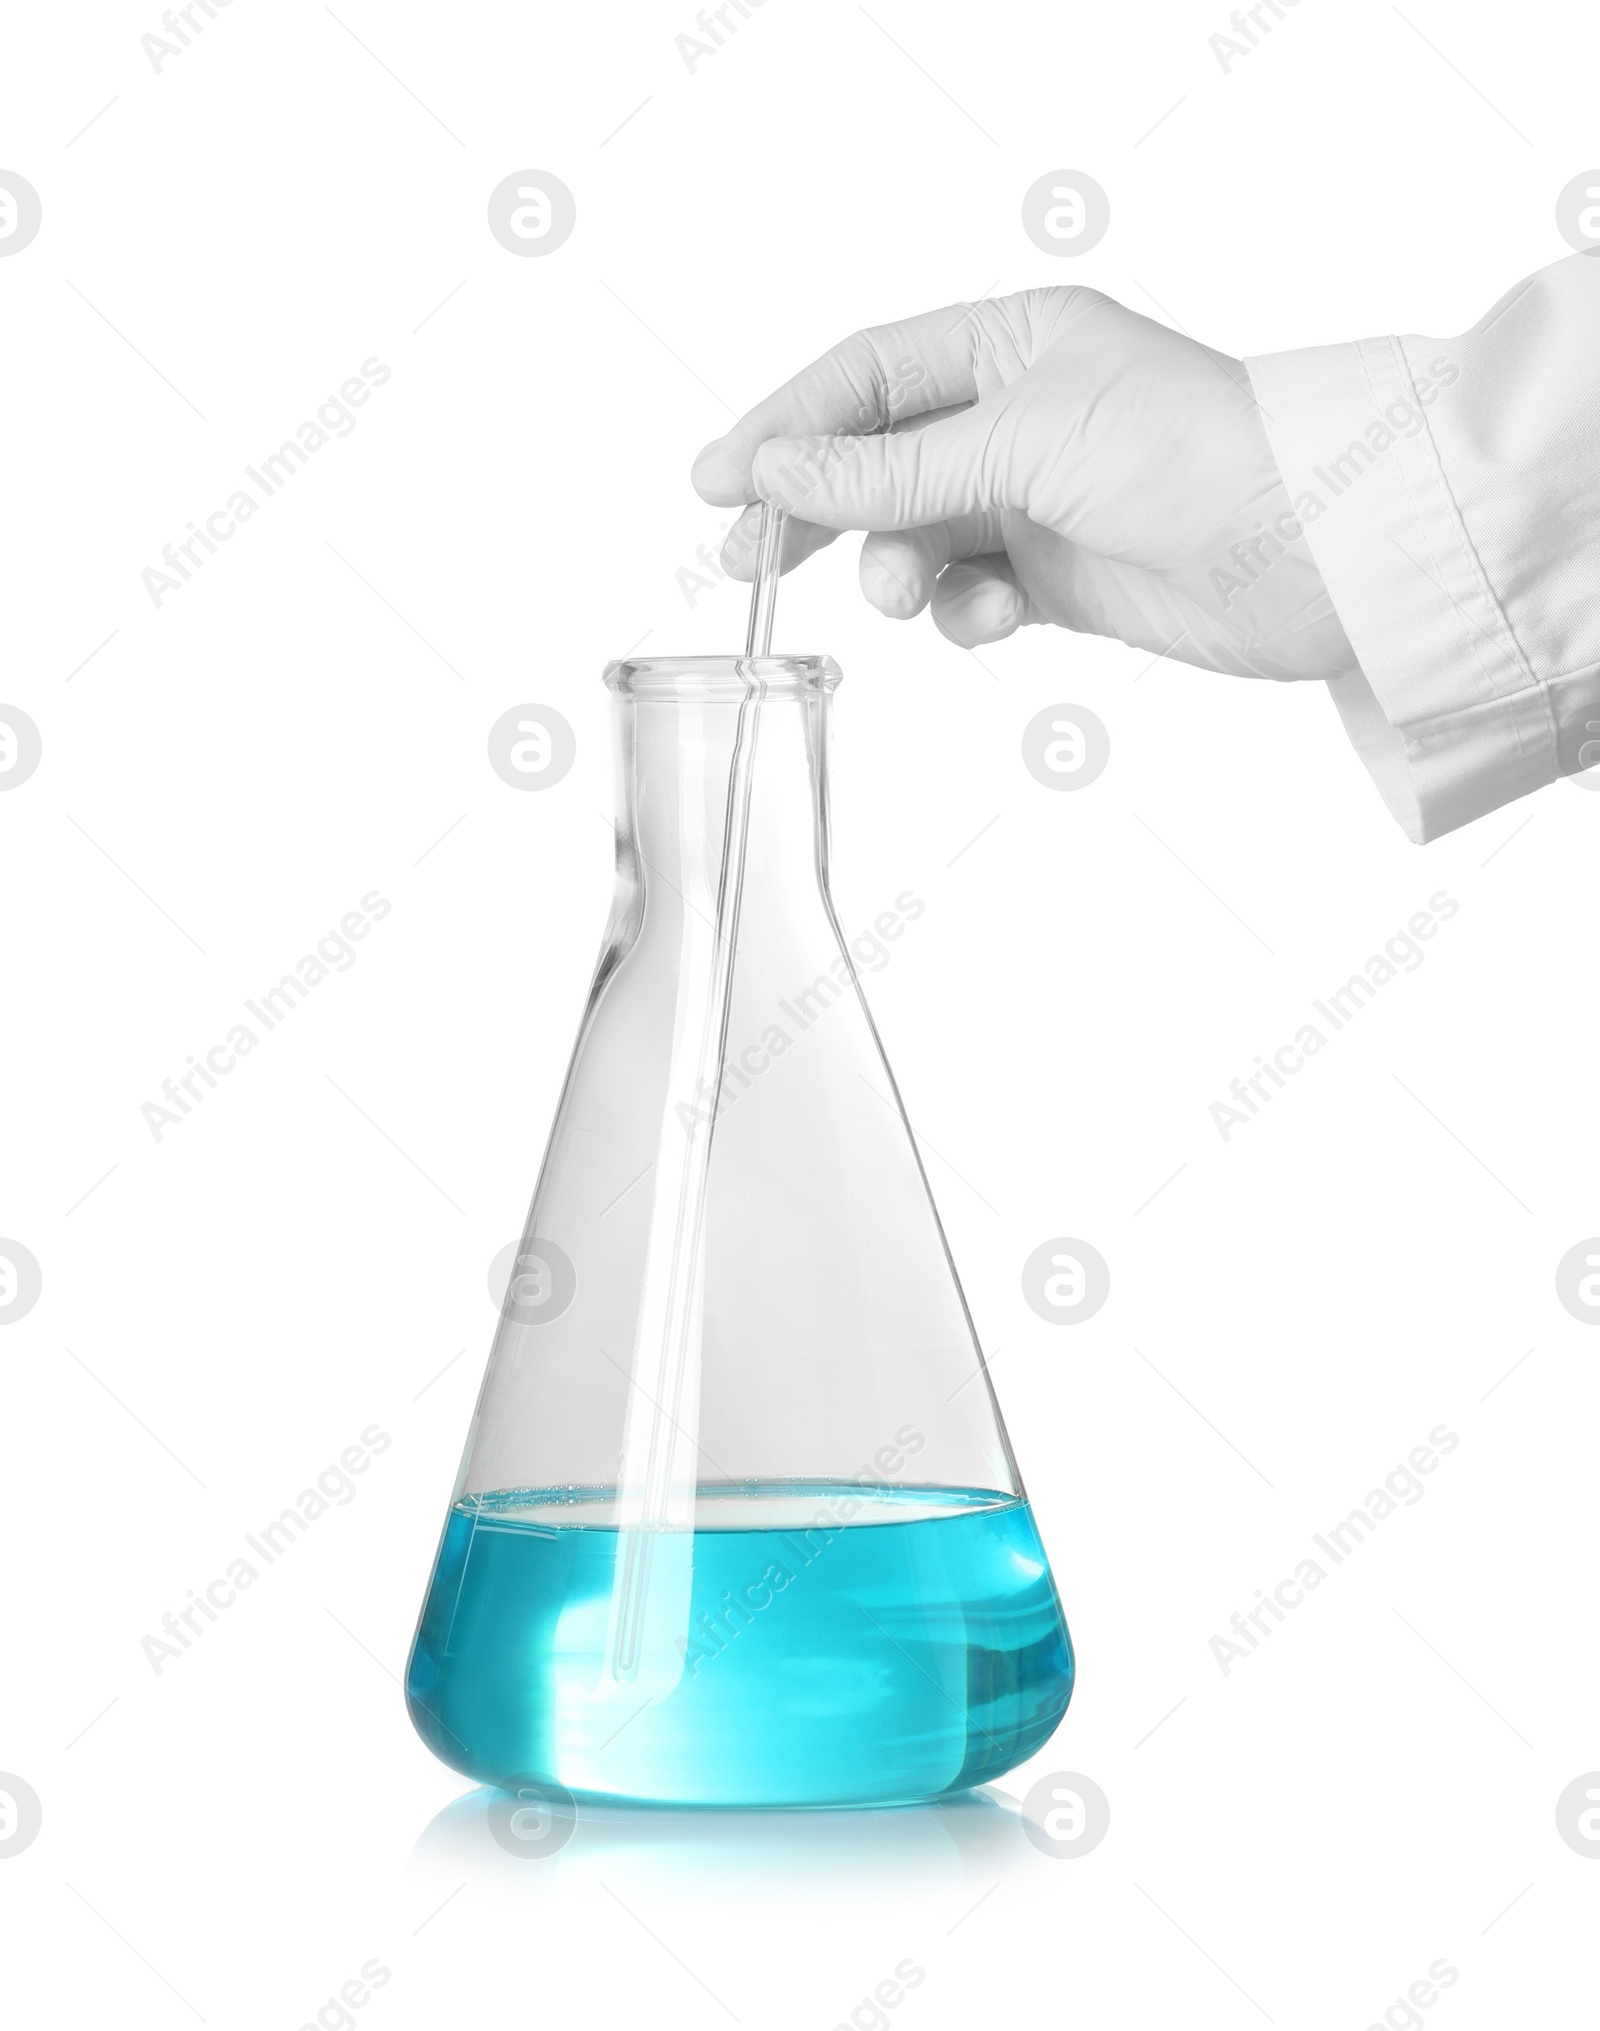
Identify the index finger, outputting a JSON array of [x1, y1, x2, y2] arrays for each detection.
[[690, 301, 994, 507]]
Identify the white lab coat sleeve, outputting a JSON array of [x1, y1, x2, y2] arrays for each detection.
[[1244, 253, 1600, 842]]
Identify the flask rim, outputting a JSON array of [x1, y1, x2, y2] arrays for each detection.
[[603, 655, 843, 700]]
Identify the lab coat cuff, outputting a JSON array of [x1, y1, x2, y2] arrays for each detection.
[[1245, 336, 1561, 843]]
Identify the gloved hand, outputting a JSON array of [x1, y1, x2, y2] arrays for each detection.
[[691, 288, 1358, 685]]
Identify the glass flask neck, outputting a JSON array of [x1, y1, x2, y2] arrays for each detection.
[[604, 657, 844, 942]]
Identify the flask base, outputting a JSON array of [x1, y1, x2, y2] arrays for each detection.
[[406, 1484, 1074, 1810]]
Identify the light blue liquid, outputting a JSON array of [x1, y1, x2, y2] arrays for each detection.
[[406, 1483, 1073, 1808]]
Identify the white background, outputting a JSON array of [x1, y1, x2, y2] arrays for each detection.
[[2, 0, 1597, 2024]]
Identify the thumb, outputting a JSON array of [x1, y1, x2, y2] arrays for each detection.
[[752, 402, 1013, 533]]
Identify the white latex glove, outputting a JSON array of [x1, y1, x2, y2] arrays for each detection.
[[691, 288, 1358, 685]]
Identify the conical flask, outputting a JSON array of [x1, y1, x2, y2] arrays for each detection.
[[406, 654, 1073, 1808]]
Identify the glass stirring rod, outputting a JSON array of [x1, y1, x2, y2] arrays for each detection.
[[745, 501, 786, 656], [604, 496, 787, 1691]]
